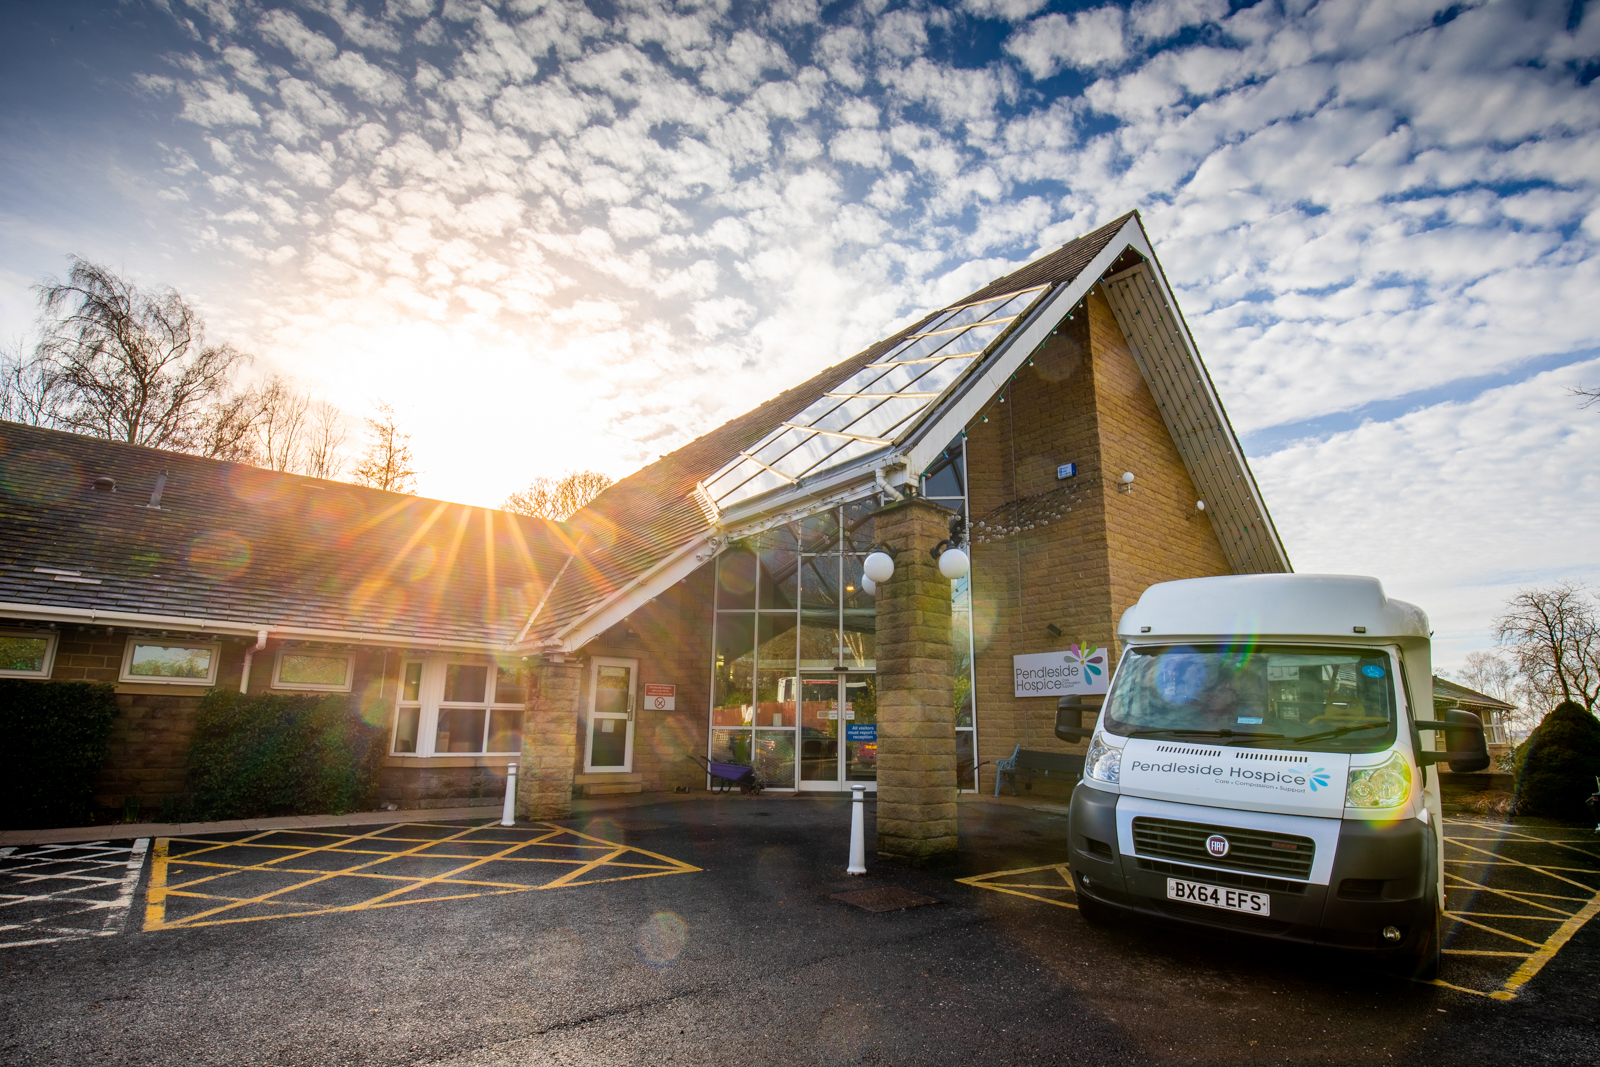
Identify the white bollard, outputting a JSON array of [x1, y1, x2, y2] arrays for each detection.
[[847, 784, 868, 875], [501, 763, 518, 827]]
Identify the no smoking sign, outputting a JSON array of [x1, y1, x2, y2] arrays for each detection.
[[644, 683, 675, 711]]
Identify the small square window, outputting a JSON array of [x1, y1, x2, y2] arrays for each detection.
[[272, 650, 354, 692], [0, 630, 58, 678], [121, 639, 220, 685]]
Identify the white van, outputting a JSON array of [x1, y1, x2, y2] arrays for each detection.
[[1064, 574, 1488, 978]]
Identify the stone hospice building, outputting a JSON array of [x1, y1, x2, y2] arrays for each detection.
[[0, 213, 1291, 861]]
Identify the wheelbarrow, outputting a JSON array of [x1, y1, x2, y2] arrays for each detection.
[[690, 754, 763, 795]]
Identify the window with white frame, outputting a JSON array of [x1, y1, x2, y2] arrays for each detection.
[[0, 629, 58, 678], [392, 656, 527, 756], [120, 638, 221, 685], [272, 649, 354, 692]]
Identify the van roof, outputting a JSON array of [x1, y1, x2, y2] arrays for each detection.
[[1117, 574, 1428, 642]]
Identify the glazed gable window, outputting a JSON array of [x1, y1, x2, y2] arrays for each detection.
[[272, 650, 354, 692], [120, 639, 220, 685], [0, 629, 58, 678]]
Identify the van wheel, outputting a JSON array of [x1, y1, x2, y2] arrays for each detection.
[[1407, 901, 1442, 982]]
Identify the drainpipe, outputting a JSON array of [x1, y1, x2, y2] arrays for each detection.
[[240, 629, 269, 693]]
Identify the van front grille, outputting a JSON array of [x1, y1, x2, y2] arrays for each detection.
[[1132, 817, 1315, 880]]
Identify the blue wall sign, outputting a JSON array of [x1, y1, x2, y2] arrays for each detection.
[[846, 723, 877, 743], [1057, 462, 1076, 479]]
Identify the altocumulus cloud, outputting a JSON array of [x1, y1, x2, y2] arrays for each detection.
[[5, 0, 1600, 657]]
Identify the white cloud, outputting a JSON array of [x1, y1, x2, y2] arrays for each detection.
[[176, 79, 262, 126], [1006, 7, 1128, 80], [960, 0, 1050, 22]]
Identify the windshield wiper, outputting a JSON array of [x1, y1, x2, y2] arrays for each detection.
[[1283, 723, 1388, 745], [1126, 728, 1285, 741]]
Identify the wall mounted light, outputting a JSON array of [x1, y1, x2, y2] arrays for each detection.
[[1118, 472, 1136, 494], [860, 576, 877, 596], [863, 551, 895, 584], [1187, 499, 1206, 521], [1046, 623, 1063, 638]]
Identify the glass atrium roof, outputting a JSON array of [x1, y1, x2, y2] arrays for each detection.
[[700, 285, 1048, 514]]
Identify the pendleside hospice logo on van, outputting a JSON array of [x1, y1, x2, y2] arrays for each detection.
[[1308, 768, 1331, 792], [1205, 834, 1229, 858]]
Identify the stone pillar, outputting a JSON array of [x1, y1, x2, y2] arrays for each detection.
[[874, 494, 958, 866], [518, 657, 582, 821]]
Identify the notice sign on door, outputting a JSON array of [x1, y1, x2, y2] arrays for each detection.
[[1013, 646, 1110, 697], [644, 683, 675, 711], [846, 723, 877, 743]]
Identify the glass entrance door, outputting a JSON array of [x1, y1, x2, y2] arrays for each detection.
[[798, 672, 876, 790], [586, 658, 636, 772]]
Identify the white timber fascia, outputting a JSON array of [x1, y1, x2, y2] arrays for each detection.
[[900, 216, 1143, 480], [0, 602, 507, 653]]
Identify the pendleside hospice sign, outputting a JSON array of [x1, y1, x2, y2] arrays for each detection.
[[1013, 645, 1110, 698]]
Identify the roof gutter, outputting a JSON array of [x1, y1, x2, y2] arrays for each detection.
[[0, 602, 508, 654]]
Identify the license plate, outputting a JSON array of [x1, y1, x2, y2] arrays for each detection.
[[1166, 878, 1270, 916]]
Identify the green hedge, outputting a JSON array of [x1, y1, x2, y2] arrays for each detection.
[[1513, 701, 1600, 823], [0, 680, 119, 830], [187, 690, 386, 820]]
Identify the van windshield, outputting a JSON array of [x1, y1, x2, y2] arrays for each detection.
[[1103, 645, 1399, 753]]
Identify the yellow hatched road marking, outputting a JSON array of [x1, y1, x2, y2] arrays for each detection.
[[956, 863, 1078, 910], [143, 821, 699, 931]]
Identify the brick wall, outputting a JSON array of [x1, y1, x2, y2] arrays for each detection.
[[965, 290, 1233, 794], [576, 561, 714, 793]]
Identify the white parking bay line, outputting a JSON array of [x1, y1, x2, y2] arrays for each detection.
[[0, 839, 150, 948]]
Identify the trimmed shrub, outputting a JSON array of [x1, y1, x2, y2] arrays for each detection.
[[187, 691, 386, 820], [1512, 701, 1600, 823], [0, 680, 119, 830]]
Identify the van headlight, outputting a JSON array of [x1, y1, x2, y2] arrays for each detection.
[[1346, 752, 1412, 808], [1085, 733, 1121, 784]]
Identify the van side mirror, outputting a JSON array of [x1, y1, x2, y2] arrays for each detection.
[[1415, 709, 1490, 772], [1055, 696, 1095, 742]]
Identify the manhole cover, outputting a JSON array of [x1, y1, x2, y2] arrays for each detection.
[[831, 886, 939, 912]]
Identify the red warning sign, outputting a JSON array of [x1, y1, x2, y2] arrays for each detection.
[[644, 683, 675, 711]]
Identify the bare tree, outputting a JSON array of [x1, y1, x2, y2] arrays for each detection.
[[1456, 650, 1519, 704], [503, 470, 613, 520], [302, 400, 348, 480], [1573, 384, 1599, 408], [31, 257, 251, 452], [194, 389, 264, 463], [1494, 582, 1600, 714], [0, 341, 67, 427], [253, 375, 311, 472], [351, 401, 418, 494]]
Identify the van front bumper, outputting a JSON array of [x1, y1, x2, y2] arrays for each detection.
[[1068, 785, 1437, 954]]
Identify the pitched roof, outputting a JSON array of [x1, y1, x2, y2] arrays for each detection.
[[1433, 675, 1516, 712], [0, 421, 570, 647], [527, 213, 1140, 643]]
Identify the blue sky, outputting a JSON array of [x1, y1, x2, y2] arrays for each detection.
[[2, 0, 1598, 668]]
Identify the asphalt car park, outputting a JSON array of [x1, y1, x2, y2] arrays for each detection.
[[2, 797, 1597, 1066]]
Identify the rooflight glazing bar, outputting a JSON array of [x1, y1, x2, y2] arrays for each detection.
[[731, 452, 800, 483], [824, 390, 941, 400], [778, 422, 895, 446]]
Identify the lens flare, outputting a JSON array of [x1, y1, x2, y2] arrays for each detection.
[[638, 910, 688, 966], [188, 530, 251, 579]]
